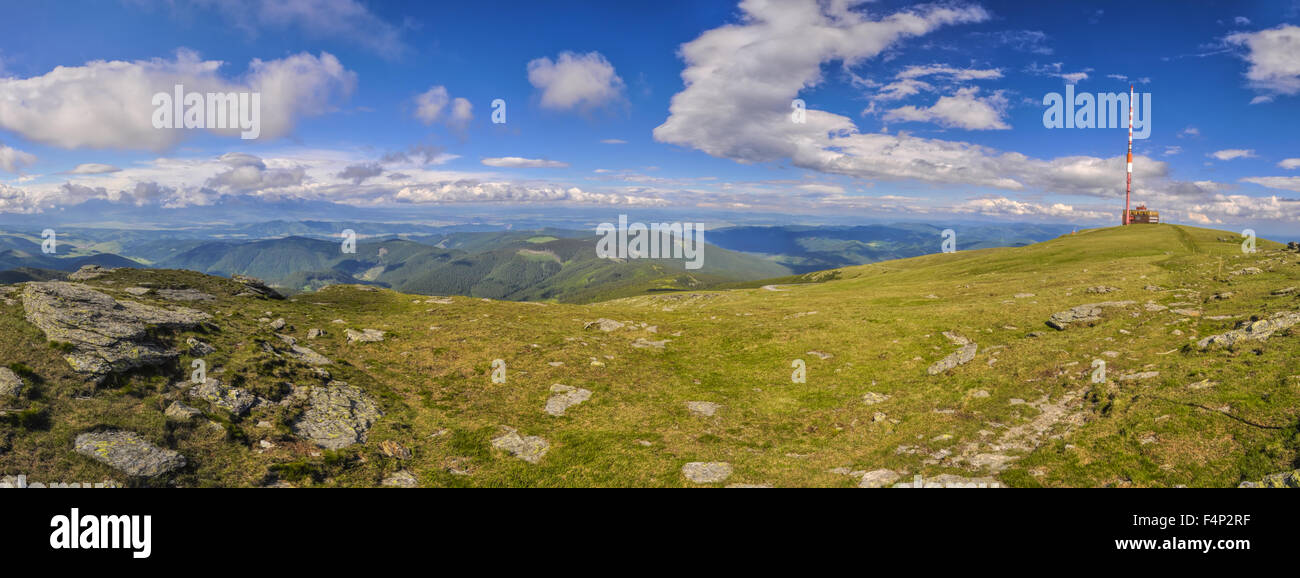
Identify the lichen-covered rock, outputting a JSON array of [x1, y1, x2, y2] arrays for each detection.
[[928, 343, 977, 375], [1046, 301, 1135, 330], [345, 328, 385, 343], [187, 378, 260, 416], [276, 334, 332, 365], [21, 282, 211, 382], [1238, 469, 1300, 488], [584, 318, 624, 332], [491, 427, 549, 463], [293, 382, 382, 449], [544, 384, 592, 416], [382, 470, 418, 487], [67, 265, 113, 281], [1198, 311, 1300, 349], [0, 367, 23, 398], [164, 401, 203, 421], [74, 431, 185, 478], [682, 462, 732, 483]]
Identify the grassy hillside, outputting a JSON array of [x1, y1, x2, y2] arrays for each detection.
[[1, 224, 1296, 487]]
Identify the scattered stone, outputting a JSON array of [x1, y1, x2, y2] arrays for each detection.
[[124, 287, 151, 296], [726, 483, 771, 488], [1172, 308, 1201, 317], [871, 411, 887, 423], [545, 384, 592, 416], [268, 318, 287, 330], [1086, 286, 1121, 294], [682, 462, 732, 483], [307, 328, 324, 339], [1198, 311, 1300, 349], [21, 282, 211, 382], [1014, 293, 1036, 298], [1187, 379, 1217, 390], [1210, 292, 1235, 301], [164, 401, 202, 421], [861, 392, 890, 405], [188, 378, 260, 416], [1273, 287, 1297, 296], [584, 318, 625, 332], [292, 382, 382, 449], [893, 474, 1001, 488], [276, 334, 332, 365], [345, 328, 385, 343], [379, 440, 412, 460], [858, 469, 901, 488], [928, 343, 977, 375], [491, 427, 549, 463], [155, 288, 215, 302], [686, 401, 721, 417], [631, 337, 669, 349], [806, 350, 833, 360], [1144, 302, 1168, 312], [1238, 469, 1300, 488], [186, 337, 216, 356], [1119, 371, 1160, 382], [969, 389, 990, 398], [1230, 267, 1263, 276], [382, 470, 419, 488], [0, 368, 24, 398], [1046, 301, 1135, 330], [74, 431, 185, 478]]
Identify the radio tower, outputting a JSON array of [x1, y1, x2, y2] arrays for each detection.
[[1123, 84, 1133, 225]]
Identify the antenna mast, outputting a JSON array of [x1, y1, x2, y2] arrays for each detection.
[[1124, 84, 1133, 225]]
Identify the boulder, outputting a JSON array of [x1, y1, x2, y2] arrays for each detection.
[[1046, 301, 1135, 330], [21, 282, 211, 382], [491, 427, 549, 463], [345, 328, 385, 343], [231, 275, 284, 299], [0, 368, 24, 398], [74, 431, 185, 478], [1198, 311, 1300, 349], [164, 401, 203, 421], [292, 382, 382, 449], [584, 318, 624, 332], [544, 384, 592, 416], [928, 343, 977, 375], [682, 462, 732, 483], [188, 378, 260, 416]]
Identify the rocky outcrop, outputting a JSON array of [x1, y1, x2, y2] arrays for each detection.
[[544, 384, 591, 416], [67, 265, 113, 281], [74, 431, 185, 478], [345, 328, 385, 343], [21, 282, 211, 382], [275, 334, 332, 365], [1046, 301, 1135, 330], [292, 381, 382, 449], [1238, 469, 1300, 488], [232, 275, 283, 299], [1198, 311, 1300, 349], [928, 343, 977, 375], [584, 318, 624, 332]]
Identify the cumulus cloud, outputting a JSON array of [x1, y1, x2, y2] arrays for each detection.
[[414, 86, 473, 129], [1210, 149, 1256, 160], [336, 162, 384, 184], [527, 51, 625, 111], [1279, 158, 1300, 170], [0, 144, 36, 173], [1227, 24, 1300, 100], [0, 50, 356, 151], [1242, 176, 1300, 193], [481, 157, 569, 168], [883, 87, 1009, 130]]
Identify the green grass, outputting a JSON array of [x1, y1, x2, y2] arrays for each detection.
[[1, 224, 1297, 487]]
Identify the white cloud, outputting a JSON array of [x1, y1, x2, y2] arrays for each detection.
[[481, 157, 569, 168], [0, 144, 36, 173], [1227, 24, 1300, 100], [1234, 16, 1252, 26], [1210, 149, 1256, 161], [414, 86, 473, 130], [62, 163, 123, 175], [1026, 61, 1090, 84], [1279, 158, 1300, 169], [0, 50, 355, 151], [1163, 146, 1182, 156], [883, 87, 1009, 130], [152, 0, 406, 57], [895, 64, 1002, 81], [449, 97, 473, 130], [601, 139, 628, 144], [1241, 176, 1300, 192], [527, 51, 625, 111], [1178, 126, 1200, 138], [952, 196, 1109, 220]]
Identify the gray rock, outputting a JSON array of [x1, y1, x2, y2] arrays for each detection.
[[928, 343, 977, 375], [686, 401, 721, 417], [293, 382, 382, 449], [381, 470, 419, 488], [1118, 371, 1160, 382], [155, 288, 215, 302], [276, 334, 332, 365], [231, 275, 284, 299], [1238, 469, 1300, 488], [0, 368, 24, 398], [307, 328, 324, 339], [584, 318, 624, 332], [268, 318, 287, 330], [858, 469, 900, 488], [682, 462, 732, 483], [124, 287, 151, 296], [861, 392, 890, 405], [491, 427, 549, 463], [1086, 286, 1121, 294], [188, 378, 260, 416], [67, 265, 113, 281], [631, 337, 669, 349], [74, 431, 185, 478], [1046, 301, 1135, 330], [164, 401, 202, 421], [186, 337, 216, 357], [544, 384, 592, 416], [21, 282, 211, 382], [345, 328, 385, 343], [1198, 311, 1300, 349]]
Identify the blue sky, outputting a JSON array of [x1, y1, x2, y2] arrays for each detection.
[[0, 0, 1298, 237]]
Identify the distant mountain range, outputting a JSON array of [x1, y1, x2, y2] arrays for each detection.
[[0, 220, 1079, 301]]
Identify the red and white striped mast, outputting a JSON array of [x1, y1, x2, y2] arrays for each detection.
[[1123, 84, 1133, 225]]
